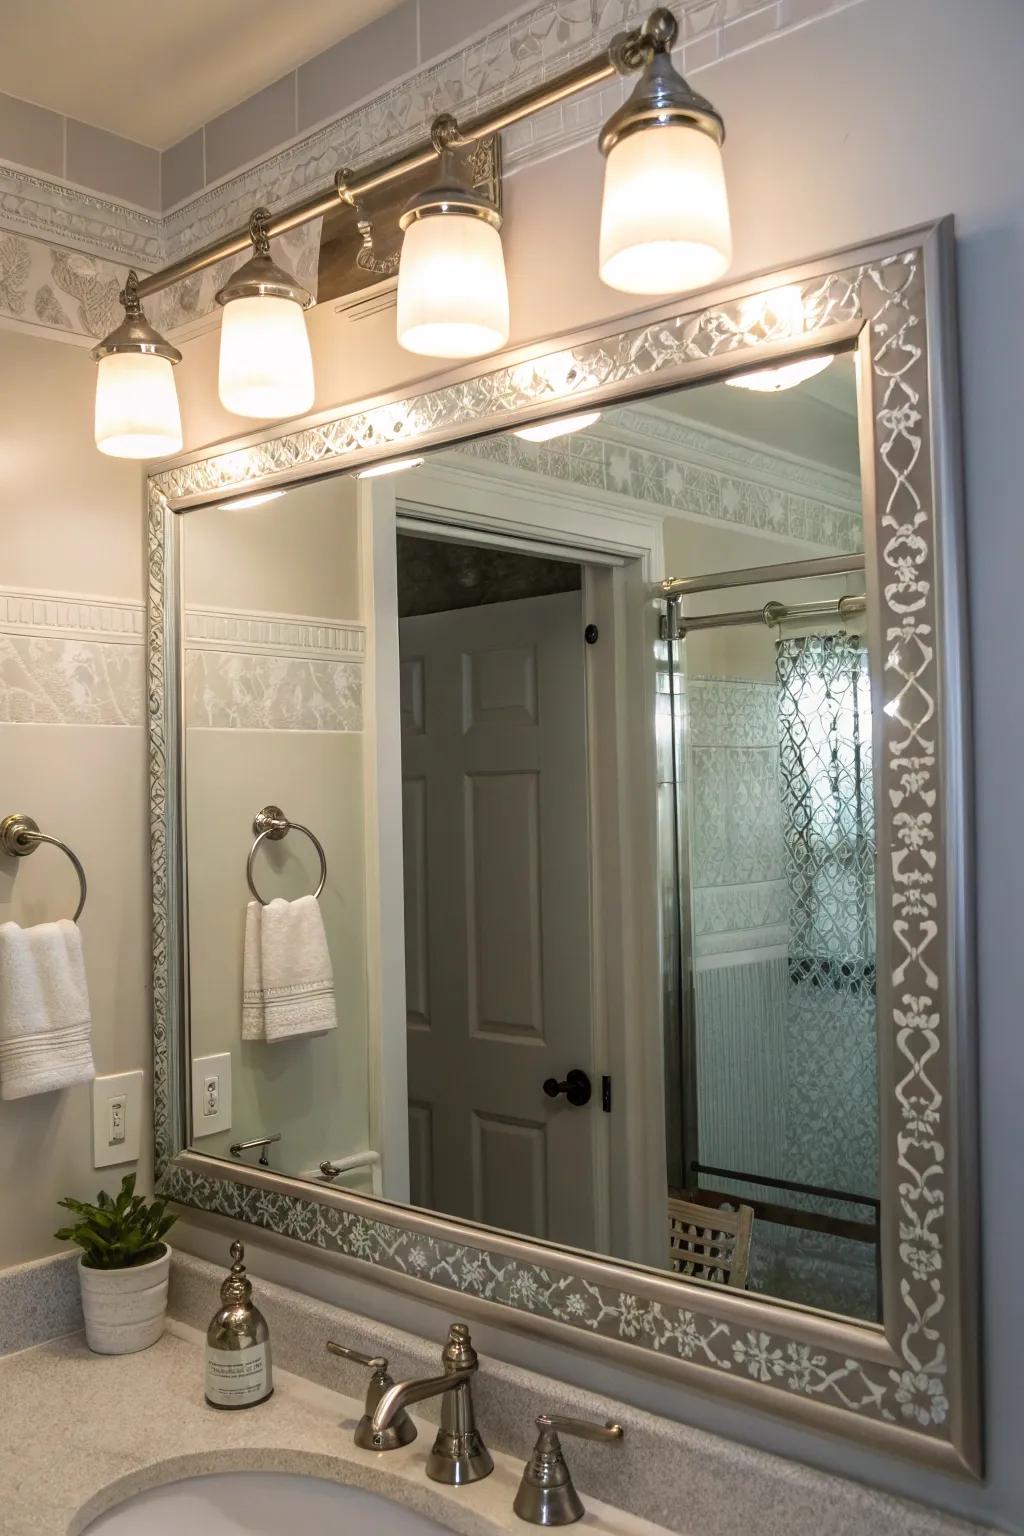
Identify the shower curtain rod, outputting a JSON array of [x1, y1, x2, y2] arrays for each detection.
[[676, 593, 866, 635], [660, 552, 865, 599]]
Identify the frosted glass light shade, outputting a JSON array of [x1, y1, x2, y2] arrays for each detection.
[[599, 124, 731, 296], [726, 354, 834, 393], [398, 214, 510, 359], [94, 351, 182, 459], [218, 294, 315, 419]]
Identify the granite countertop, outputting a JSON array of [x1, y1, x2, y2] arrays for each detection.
[[0, 1321, 669, 1536]]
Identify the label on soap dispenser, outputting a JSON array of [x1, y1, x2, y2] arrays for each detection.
[[205, 1341, 272, 1407]]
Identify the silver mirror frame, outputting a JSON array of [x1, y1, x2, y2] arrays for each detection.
[[147, 218, 978, 1474]]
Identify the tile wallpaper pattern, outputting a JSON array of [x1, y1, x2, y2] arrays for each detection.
[[0, 0, 864, 341], [687, 677, 788, 953], [449, 411, 861, 552], [0, 587, 144, 725], [184, 651, 362, 731], [149, 240, 975, 1465], [184, 607, 365, 731]]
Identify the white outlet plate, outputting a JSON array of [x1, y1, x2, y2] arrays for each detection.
[[92, 1071, 143, 1168], [191, 1052, 232, 1137]]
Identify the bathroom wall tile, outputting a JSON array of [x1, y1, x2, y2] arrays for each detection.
[[0, 92, 64, 178], [0, 1252, 82, 1356], [0, 633, 144, 725], [297, 2, 418, 133], [205, 74, 296, 185], [418, 0, 530, 63], [161, 128, 205, 211], [64, 119, 160, 210]]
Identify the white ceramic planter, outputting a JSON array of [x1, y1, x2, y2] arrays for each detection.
[[78, 1244, 171, 1355]]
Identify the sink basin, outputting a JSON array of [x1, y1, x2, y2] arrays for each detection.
[[86, 1471, 452, 1533]]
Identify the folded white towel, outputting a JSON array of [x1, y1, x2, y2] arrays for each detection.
[[0, 919, 96, 1100], [242, 895, 337, 1043]]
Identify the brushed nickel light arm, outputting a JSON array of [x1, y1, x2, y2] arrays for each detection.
[[131, 8, 700, 303]]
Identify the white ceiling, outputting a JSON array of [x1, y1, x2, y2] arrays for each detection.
[[0, 0, 404, 149]]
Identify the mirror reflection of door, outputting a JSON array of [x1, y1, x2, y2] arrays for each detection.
[[397, 536, 598, 1250]]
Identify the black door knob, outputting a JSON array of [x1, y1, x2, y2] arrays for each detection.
[[542, 1069, 592, 1107]]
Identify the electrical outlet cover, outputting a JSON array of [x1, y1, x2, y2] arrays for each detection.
[[191, 1052, 232, 1137], [92, 1071, 143, 1169]]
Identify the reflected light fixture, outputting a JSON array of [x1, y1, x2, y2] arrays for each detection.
[[92, 271, 182, 459], [357, 456, 426, 479], [397, 117, 510, 359], [221, 489, 287, 511], [724, 285, 835, 392], [598, 9, 731, 296], [216, 209, 315, 419], [514, 411, 602, 443], [726, 354, 835, 393]]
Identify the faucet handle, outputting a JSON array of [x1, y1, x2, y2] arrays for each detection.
[[513, 1412, 623, 1526], [325, 1339, 417, 1452]]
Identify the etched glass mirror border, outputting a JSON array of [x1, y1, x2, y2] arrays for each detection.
[[147, 221, 977, 1471]]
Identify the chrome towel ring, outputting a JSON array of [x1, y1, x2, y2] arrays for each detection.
[[246, 804, 327, 906], [0, 812, 88, 922]]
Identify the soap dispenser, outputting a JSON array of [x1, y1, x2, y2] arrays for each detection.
[[205, 1240, 273, 1409]]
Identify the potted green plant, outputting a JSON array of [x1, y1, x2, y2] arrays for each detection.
[[55, 1173, 176, 1355]]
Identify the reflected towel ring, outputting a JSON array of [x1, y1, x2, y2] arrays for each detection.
[[246, 804, 327, 906], [0, 812, 88, 922]]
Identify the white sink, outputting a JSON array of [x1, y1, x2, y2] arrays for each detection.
[[86, 1470, 453, 1533]]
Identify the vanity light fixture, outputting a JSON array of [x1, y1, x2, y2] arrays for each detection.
[[215, 209, 315, 419], [397, 119, 510, 359], [92, 271, 182, 459], [598, 9, 731, 295], [725, 354, 835, 393], [88, 9, 731, 453], [514, 410, 602, 443], [356, 456, 426, 479], [221, 489, 288, 510]]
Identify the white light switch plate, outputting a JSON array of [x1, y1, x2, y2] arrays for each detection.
[[191, 1052, 232, 1137], [92, 1071, 143, 1169]]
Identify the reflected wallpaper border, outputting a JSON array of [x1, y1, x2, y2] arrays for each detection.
[[149, 221, 976, 1471]]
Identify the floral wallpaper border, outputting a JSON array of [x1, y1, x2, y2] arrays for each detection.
[[148, 225, 976, 1468]]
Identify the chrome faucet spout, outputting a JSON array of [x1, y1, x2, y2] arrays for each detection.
[[371, 1366, 476, 1435], [370, 1323, 493, 1485]]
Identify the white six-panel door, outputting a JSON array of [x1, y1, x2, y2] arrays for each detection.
[[399, 590, 599, 1250]]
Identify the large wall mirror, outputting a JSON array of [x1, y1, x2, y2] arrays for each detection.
[[150, 221, 978, 1472]]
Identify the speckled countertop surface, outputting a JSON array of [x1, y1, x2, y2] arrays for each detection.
[[0, 1321, 669, 1536]]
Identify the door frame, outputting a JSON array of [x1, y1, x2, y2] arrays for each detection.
[[359, 453, 667, 1268]]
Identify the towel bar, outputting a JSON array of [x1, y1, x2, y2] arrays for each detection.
[[0, 812, 87, 922], [246, 804, 327, 905]]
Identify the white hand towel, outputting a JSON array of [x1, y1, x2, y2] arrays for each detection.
[[241, 895, 337, 1042], [0, 919, 96, 1100]]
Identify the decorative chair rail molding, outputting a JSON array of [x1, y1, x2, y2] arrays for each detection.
[[184, 607, 366, 661], [148, 220, 978, 1473], [0, 0, 865, 342], [0, 587, 145, 643]]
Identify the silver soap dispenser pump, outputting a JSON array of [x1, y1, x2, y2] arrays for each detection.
[[205, 1240, 273, 1410]]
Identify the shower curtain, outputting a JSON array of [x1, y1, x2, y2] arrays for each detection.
[[771, 633, 879, 1317], [776, 633, 875, 994], [688, 634, 881, 1318]]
